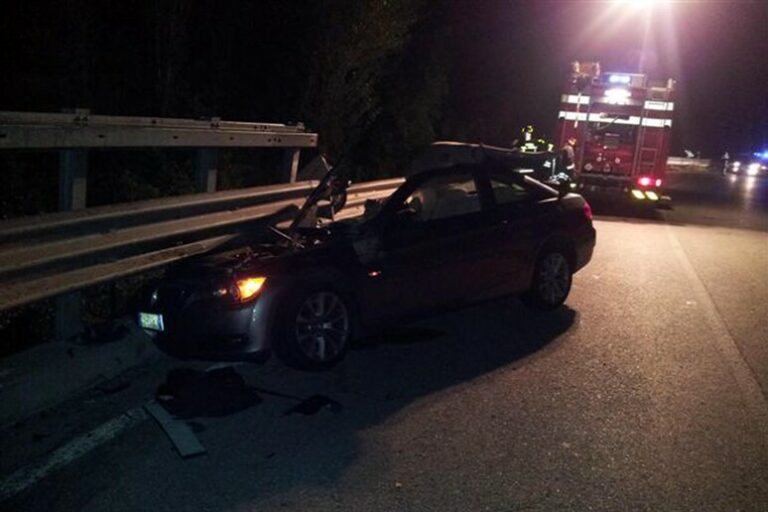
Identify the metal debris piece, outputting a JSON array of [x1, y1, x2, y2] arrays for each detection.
[[144, 400, 206, 458]]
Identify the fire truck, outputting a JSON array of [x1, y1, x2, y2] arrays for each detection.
[[554, 61, 675, 205]]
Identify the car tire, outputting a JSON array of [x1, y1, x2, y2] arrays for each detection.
[[522, 248, 573, 310], [274, 289, 353, 371]]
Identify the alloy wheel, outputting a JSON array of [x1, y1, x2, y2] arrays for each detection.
[[294, 291, 350, 362], [537, 253, 570, 306]]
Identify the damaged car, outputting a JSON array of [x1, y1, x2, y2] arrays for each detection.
[[137, 142, 596, 370]]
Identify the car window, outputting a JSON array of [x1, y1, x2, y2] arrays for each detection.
[[488, 172, 534, 204], [403, 172, 481, 222]]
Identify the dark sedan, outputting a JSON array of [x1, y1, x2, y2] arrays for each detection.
[[137, 143, 596, 370]]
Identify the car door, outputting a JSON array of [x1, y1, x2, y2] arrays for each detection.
[[480, 165, 561, 296], [357, 166, 494, 323]]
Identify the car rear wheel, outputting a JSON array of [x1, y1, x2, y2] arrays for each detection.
[[523, 250, 572, 310], [275, 290, 352, 370]]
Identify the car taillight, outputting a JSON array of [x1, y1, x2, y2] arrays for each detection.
[[583, 201, 593, 221], [655, 178, 662, 187]]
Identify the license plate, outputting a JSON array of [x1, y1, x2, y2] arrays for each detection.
[[139, 312, 164, 331]]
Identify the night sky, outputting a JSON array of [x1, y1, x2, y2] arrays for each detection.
[[2, 1, 767, 158], [444, 0, 768, 156]]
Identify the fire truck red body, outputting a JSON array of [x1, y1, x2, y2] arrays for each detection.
[[554, 61, 675, 204]]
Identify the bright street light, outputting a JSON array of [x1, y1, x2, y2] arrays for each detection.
[[614, 0, 666, 8]]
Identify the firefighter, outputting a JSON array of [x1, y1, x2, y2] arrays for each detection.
[[537, 138, 555, 152], [560, 137, 577, 177], [516, 125, 540, 153]]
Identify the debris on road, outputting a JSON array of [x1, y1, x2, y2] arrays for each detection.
[[155, 367, 261, 419], [144, 401, 206, 459], [283, 394, 342, 416]]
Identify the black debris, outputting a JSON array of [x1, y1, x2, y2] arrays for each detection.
[[156, 367, 261, 419], [283, 394, 342, 416]]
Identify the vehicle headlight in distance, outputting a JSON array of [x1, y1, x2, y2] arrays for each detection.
[[235, 277, 267, 302], [747, 163, 760, 176]]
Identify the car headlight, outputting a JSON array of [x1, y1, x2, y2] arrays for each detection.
[[214, 276, 267, 302], [747, 163, 760, 176], [236, 277, 267, 301]]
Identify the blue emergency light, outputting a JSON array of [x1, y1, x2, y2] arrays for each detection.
[[753, 151, 768, 160], [608, 74, 631, 85]]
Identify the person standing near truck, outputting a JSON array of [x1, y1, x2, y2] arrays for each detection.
[[561, 137, 577, 177], [721, 151, 730, 176]]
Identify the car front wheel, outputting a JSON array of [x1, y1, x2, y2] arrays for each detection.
[[275, 289, 352, 370], [523, 250, 573, 310]]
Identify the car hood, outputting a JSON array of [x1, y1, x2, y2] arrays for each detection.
[[166, 225, 358, 282], [167, 243, 288, 280]]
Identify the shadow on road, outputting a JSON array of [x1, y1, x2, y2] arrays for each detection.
[[148, 298, 578, 510], [588, 197, 665, 221]]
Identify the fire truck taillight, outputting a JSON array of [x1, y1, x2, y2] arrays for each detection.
[[637, 176, 663, 188], [637, 176, 652, 187]]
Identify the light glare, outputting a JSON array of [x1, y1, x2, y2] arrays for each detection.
[[615, 0, 662, 7], [236, 277, 267, 301], [604, 88, 632, 105]]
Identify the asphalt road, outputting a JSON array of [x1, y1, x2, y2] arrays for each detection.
[[2, 171, 767, 511]]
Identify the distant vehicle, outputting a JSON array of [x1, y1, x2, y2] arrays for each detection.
[[727, 152, 768, 177], [555, 61, 675, 206], [137, 142, 596, 370]]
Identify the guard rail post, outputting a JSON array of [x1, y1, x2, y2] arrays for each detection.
[[195, 148, 218, 193], [55, 147, 88, 342], [283, 148, 301, 183]]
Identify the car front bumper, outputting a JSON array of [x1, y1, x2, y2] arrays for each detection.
[[138, 285, 284, 362]]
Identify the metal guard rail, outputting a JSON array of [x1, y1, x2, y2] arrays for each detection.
[[0, 178, 404, 311]]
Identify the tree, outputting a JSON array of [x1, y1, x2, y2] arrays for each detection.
[[300, 0, 423, 160]]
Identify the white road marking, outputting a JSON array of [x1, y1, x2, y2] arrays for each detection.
[[0, 407, 147, 503], [665, 225, 768, 444]]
